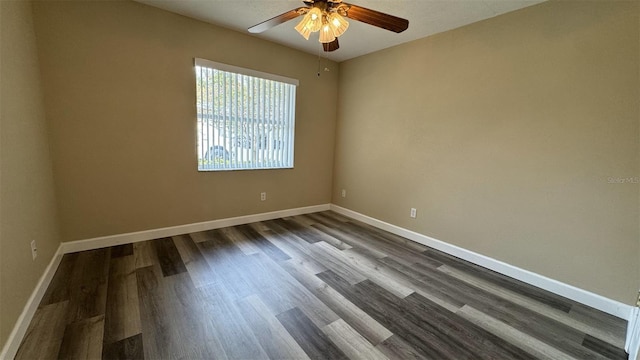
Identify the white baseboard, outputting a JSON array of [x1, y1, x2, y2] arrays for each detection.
[[627, 306, 640, 360], [329, 205, 634, 321], [61, 204, 331, 254], [0, 244, 64, 360]]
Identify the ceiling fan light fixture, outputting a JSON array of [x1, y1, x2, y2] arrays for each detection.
[[296, 6, 347, 43], [249, 0, 409, 53], [328, 12, 349, 37]]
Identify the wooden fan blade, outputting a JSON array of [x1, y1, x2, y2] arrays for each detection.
[[248, 7, 306, 33], [342, 3, 409, 33], [323, 38, 339, 52]]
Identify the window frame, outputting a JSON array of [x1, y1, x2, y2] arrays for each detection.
[[194, 58, 299, 172]]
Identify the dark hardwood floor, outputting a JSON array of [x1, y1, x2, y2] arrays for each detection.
[[15, 211, 628, 359]]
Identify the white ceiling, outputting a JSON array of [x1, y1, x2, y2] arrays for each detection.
[[134, 0, 545, 62]]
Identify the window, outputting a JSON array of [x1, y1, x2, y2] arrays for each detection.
[[195, 58, 298, 171]]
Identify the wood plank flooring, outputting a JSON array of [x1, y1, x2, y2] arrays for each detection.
[[15, 211, 629, 359]]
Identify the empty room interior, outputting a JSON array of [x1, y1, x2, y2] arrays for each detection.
[[1, 0, 639, 359]]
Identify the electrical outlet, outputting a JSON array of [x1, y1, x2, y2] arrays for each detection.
[[260, 192, 267, 201], [31, 240, 38, 260], [341, 189, 346, 198], [410, 208, 417, 219]]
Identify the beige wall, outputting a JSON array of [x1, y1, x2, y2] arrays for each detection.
[[2, 0, 637, 352], [333, 1, 640, 304], [0, 0, 61, 347], [32, 0, 339, 242]]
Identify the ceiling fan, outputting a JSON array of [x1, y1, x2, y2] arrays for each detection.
[[248, 0, 409, 52]]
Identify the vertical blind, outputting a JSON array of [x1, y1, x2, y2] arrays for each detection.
[[195, 58, 298, 171]]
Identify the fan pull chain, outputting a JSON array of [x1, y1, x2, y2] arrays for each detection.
[[316, 42, 331, 77], [317, 43, 322, 77]]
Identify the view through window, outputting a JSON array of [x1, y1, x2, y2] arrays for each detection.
[[195, 58, 298, 171]]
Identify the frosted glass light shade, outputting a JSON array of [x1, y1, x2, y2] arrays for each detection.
[[294, 13, 313, 40], [328, 13, 349, 37], [319, 22, 336, 43], [306, 8, 323, 32]]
